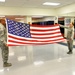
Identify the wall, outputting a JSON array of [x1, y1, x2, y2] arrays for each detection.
[[0, 6, 56, 16], [56, 3, 75, 16]]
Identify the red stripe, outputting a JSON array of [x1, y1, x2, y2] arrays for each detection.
[[31, 32, 60, 36], [8, 42, 58, 46], [8, 34, 63, 42], [7, 42, 60, 46], [8, 35, 38, 42], [8, 38, 65, 46], [30, 24, 59, 27], [8, 39, 65, 46], [32, 35, 63, 39], [30, 28, 60, 32], [8, 38, 64, 43]]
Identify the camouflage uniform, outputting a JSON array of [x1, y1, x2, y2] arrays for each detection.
[[0, 23, 9, 63], [60, 25, 74, 52]]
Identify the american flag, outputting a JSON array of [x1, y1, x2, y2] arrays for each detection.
[[6, 19, 65, 46]]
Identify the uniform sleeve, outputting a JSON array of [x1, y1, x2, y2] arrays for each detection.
[[71, 27, 74, 40], [59, 24, 69, 29], [0, 27, 5, 38], [0, 26, 6, 44], [3, 30, 7, 44]]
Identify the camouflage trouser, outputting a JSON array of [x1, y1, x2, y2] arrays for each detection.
[[67, 40, 73, 52], [0, 41, 9, 63]]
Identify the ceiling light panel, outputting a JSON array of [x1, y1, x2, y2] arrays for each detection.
[[0, 0, 5, 2], [43, 2, 60, 6]]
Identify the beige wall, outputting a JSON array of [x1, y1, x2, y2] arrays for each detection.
[[0, 6, 56, 16], [56, 3, 75, 16]]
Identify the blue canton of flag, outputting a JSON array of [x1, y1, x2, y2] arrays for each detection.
[[7, 18, 31, 38]]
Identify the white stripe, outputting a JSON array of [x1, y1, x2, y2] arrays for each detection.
[[8, 33, 62, 41], [8, 33, 63, 41], [31, 33, 61, 37], [31, 30, 60, 34], [7, 43, 29, 45], [7, 39, 65, 45], [8, 36, 63, 42], [30, 26, 59, 30]]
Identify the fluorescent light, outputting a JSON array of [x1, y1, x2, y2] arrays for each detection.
[[0, 0, 5, 2], [43, 2, 60, 6]]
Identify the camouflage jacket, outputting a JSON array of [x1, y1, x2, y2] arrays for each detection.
[[60, 25, 74, 40], [0, 23, 7, 44]]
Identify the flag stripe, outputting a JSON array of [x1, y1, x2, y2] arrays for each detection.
[[8, 36, 64, 42], [30, 26, 59, 30], [8, 39, 64, 44], [31, 30, 60, 34], [8, 39, 65, 46], [31, 33, 61, 38], [31, 35, 63, 39], [8, 33, 64, 41], [30, 30, 60, 34], [31, 28, 59, 32], [31, 32, 61, 36], [30, 24, 59, 27]]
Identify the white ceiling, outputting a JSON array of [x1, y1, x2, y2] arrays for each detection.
[[0, 0, 75, 8]]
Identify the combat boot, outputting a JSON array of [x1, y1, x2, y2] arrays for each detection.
[[67, 51, 73, 54], [3, 62, 12, 67]]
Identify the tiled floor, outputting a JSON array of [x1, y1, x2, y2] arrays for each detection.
[[0, 42, 75, 75]]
